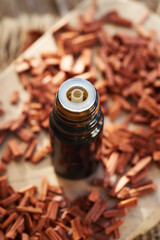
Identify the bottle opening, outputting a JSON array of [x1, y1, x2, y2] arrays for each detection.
[[67, 86, 88, 103], [71, 88, 83, 103]]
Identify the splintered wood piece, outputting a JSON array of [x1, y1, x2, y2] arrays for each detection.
[[5, 216, 24, 239], [48, 185, 63, 195], [10, 91, 20, 105], [66, 205, 85, 219], [136, 9, 150, 25], [111, 175, 130, 195], [41, 118, 49, 129], [19, 74, 29, 88], [117, 197, 138, 208], [29, 102, 43, 110], [7, 185, 15, 196], [122, 81, 143, 97], [29, 235, 39, 240], [83, 7, 96, 24], [31, 143, 52, 163], [134, 24, 150, 38], [94, 232, 112, 240], [0, 161, 7, 174], [131, 153, 140, 165], [113, 227, 120, 239], [128, 183, 157, 197], [132, 179, 153, 188], [82, 48, 92, 66], [51, 71, 66, 87], [69, 33, 97, 53], [8, 139, 22, 158], [45, 227, 62, 240], [55, 226, 69, 240], [88, 190, 100, 202], [16, 206, 42, 214], [102, 11, 132, 27], [93, 80, 107, 92], [0, 131, 9, 145], [21, 233, 30, 240], [10, 113, 26, 131], [35, 215, 47, 232], [116, 153, 131, 174], [46, 201, 59, 221], [130, 168, 149, 184], [100, 94, 108, 104], [116, 95, 133, 111], [0, 206, 7, 219], [103, 208, 127, 218], [0, 120, 13, 133], [104, 63, 114, 86], [30, 125, 41, 134], [44, 57, 60, 67], [105, 151, 119, 176], [151, 118, 160, 129], [1, 146, 12, 163], [16, 128, 34, 142], [153, 151, 160, 161], [105, 218, 124, 235], [72, 56, 86, 75], [71, 217, 83, 240], [6, 185, 15, 196], [15, 60, 30, 73], [126, 156, 152, 178], [24, 212, 34, 233], [138, 94, 160, 117], [41, 51, 60, 59], [18, 184, 37, 194], [24, 138, 37, 160], [114, 33, 146, 47], [60, 54, 74, 72], [19, 191, 30, 207], [117, 187, 130, 200], [39, 176, 48, 201], [85, 199, 108, 223], [0, 230, 4, 240], [1, 212, 18, 229], [95, 56, 106, 72], [108, 100, 121, 121], [19, 142, 30, 156], [96, 218, 110, 229], [74, 68, 96, 82], [0, 193, 21, 207]]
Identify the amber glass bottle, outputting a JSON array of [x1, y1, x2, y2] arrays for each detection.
[[49, 78, 103, 179]]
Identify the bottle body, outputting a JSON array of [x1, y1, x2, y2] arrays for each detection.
[[49, 133, 102, 179], [49, 78, 103, 179]]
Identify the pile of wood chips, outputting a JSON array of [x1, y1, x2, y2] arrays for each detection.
[[0, 1, 160, 239]]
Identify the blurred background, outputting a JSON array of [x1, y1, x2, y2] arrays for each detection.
[[0, 0, 160, 71]]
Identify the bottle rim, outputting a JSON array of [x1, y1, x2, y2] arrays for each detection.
[[58, 78, 96, 113]]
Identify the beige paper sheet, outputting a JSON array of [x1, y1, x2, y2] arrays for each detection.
[[0, 1, 160, 239]]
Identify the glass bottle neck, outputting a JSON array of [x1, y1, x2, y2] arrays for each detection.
[[50, 91, 103, 143]]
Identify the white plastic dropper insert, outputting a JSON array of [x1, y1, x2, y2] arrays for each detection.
[[71, 88, 83, 103]]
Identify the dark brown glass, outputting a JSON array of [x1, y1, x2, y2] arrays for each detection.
[[49, 78, 103, 179]]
